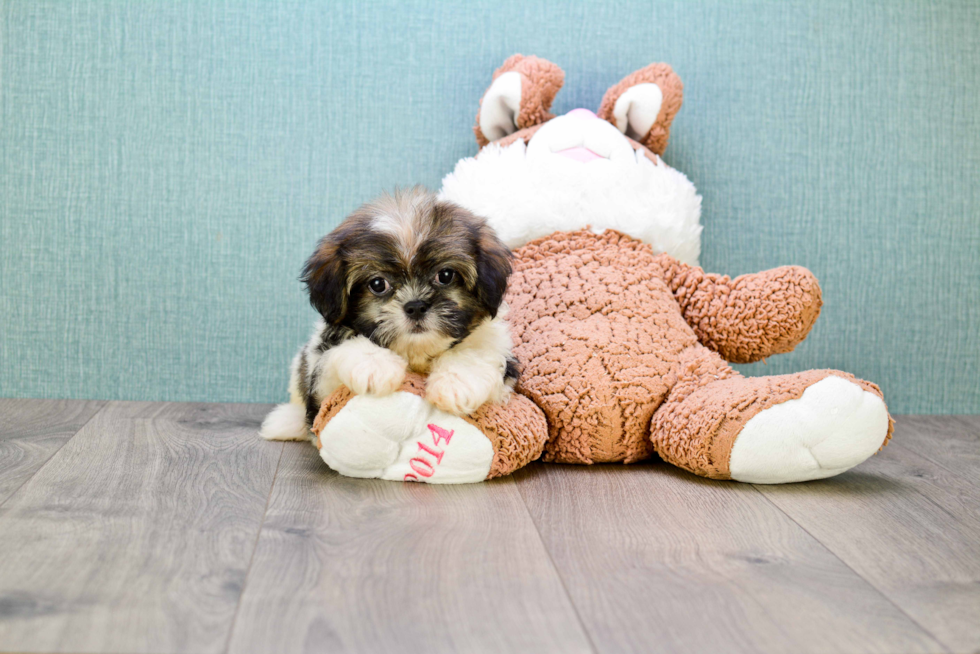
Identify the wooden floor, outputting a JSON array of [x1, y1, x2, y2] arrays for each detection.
[[0, 400, 977, 654]]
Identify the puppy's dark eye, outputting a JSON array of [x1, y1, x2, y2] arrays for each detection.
[[435, 269, 456, 285], [368, 277, 390, 295]]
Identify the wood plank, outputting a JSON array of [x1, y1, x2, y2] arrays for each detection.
[[227, 443, 593, 654], [516, 461, 943, 654], [889, 415, 980, 481], [0, 401, 282, 654], [0, 398, 106, 504], [756, 426, 980, 654]]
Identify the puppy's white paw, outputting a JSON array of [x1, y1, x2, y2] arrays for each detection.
[[426, 370, 499, 416], [259, 402, 310, 441], [336, 347, 407, 397]]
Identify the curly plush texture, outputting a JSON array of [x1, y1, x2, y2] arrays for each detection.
[[505, 228, 886, 470], [657, 254, 823, 363], [597, 63, 684, 156], [507, 229, 698, 464], [474, 54, 564, 148], [313, 373, 548, 480], [464, 388, 549, 479]]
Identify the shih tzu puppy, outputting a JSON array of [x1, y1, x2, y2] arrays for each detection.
[[260, 187, 518, 442]]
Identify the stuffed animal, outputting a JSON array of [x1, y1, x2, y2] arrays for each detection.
[[311, 55, 893, 484]]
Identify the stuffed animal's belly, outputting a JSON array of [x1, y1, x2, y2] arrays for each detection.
[[507, 229, 698, 464]]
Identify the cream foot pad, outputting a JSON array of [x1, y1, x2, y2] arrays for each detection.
[[312, 374, 549, 484], [729, 376, 890, 484], [318, 391, 493, 484]]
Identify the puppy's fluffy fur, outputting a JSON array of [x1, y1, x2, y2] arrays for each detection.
[[261, 187, 518, 442]]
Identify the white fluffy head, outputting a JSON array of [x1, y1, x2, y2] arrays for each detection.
[[439, 111, 703, 264]]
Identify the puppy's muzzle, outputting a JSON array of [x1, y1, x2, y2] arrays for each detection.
[[404, 300, 430, 321]]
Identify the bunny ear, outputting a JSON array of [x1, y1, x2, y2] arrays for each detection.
[[474, 55, 565, 147], [597, 63, 683, 156]]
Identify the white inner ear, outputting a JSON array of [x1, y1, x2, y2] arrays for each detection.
[[612, 83, 663, 140], [479, 71, 522, 141]]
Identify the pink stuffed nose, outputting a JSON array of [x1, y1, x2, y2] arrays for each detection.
[[567, 108, 598, 120], [555, 108, 605, 162]]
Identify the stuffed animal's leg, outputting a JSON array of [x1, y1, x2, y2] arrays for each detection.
[[311, 374, 547, 483], [650, 346, 893, 483]]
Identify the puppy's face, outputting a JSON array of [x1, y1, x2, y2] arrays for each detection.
[[302, 187, 512, 357]]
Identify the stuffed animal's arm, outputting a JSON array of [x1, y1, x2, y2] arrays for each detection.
[[655, 254, 823, 364]]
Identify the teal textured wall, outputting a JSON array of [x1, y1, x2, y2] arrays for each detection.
[[1, 0, 978, 412]]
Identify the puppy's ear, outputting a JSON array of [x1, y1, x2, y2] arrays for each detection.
[[474, 223, 513, 318], [301, 235, 347, 324]]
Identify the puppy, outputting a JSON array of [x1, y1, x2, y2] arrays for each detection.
[[260, 187, 519, 442]]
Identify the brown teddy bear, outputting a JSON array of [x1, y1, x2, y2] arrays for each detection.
[[311, 55, 893, 484]]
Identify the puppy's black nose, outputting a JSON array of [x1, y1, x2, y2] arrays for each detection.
[[404, 300, 430, 320]]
